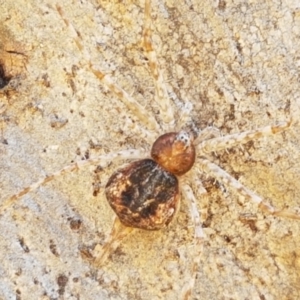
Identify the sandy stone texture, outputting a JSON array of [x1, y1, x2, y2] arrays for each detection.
[[1, 0, 300, 299]]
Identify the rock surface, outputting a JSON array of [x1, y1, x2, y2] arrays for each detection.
[[1, 0, 300, 299]]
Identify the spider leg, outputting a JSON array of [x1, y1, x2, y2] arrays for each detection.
[[198, 157, 300, 220], [56, 5, 160, 138], [93, 217, 134, 267], [89, 67, 160, 137], [194, 125, 221, 145], [143, 0, 174, 129], [124, 115, 157, 143], [189, 168, 210, 220], [1, 149, 146, 215], [180, 183, 205, 299], [182, 183, 205, 243], [197, 120, 291, 154], [175, 101, 194, 132]]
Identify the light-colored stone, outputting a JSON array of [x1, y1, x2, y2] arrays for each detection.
[[1, 0, 300, 299]]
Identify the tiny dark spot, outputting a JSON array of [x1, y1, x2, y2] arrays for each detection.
[[239, 214, 258, 232], [25, 102, 44, 115], [94, 165, 104, 173], [57, 274, 68, 296], [216, 87, 224, 96], [248, 87, 261, 97], [224, 104, 235, 121], [111, 245, 126, 260], [50, 114, 68, 129], [71, 64, 79, 76], [259, 294, 266, 300], [79, 111, 85, 117], [259, 277, 266, 286], [236, 41, 242, 54], [92, 182, 102, 197], [92, 166, 103, 196], [223, 235, 231, 243], [15, 269, 22, 276], [218, 0, 226, 10], [79, 247, 94, 260], [89, 139, 103, 150], [69, 218, 82, 230], [230, 169, 243, 180], [16, 289, 21, 300], [57, 274, 68, 286], [41, 73, 50, 87], [18, 237, 30, 253], [49, 239, 59, 257], [68, 78, 76, 93], [273, 155, 281, 163]]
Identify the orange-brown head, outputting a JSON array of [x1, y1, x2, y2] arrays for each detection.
[[151, 131, 196, 176]]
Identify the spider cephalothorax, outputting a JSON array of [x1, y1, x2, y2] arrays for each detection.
[[151, 131, 196, 176], [105, 131, 195, 230]]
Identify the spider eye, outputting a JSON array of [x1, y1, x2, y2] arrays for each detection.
[[105, 159, 179, 230], [175, 131, 191, 146], [151, 132, 196, 176]]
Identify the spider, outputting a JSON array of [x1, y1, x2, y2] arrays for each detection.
[[1, 0, 300, 299]]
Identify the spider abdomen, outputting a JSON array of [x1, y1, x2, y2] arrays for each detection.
[[105, 159, 179, 230]]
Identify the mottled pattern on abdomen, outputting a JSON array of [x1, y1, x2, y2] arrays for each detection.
[[105, 159, 179, 230]]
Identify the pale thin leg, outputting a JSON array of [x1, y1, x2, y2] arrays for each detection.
[[56, 5, 160, 136], [180, 184, 205, 299], [197, 121, 291, 154], [89, 67, 160, 136], [198, 157, 300, 220], [93, 217, 134, 267], [1, 149, 146, 214], [176, 101, 193, 132], [143, 0, 174, 129], [194, 125, 221, 145], [124, 115, 157, 144], [189, 168, 210, 220], [182, 184, 205, 242]]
